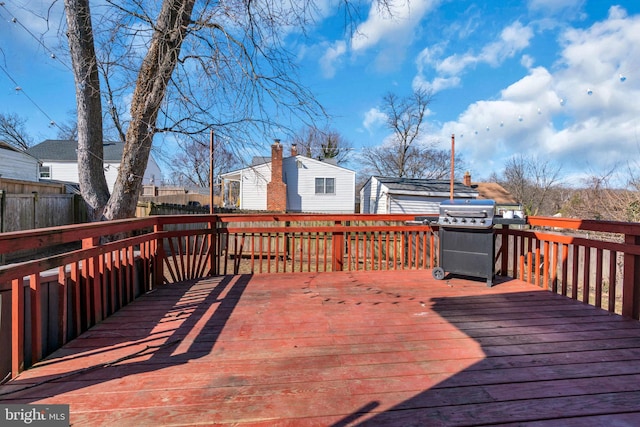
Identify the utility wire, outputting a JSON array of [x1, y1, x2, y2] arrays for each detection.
[[0, 1, 72, 133], [0, 62, 65, 133], [0, 1, 72, 72]]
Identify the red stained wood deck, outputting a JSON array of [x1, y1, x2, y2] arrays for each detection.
[[2, 270, 640, 426]]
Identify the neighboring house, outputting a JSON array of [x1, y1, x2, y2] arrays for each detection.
[[0, 140, 40, 182], [360, 176, 480, 214], [26, 139, 162, 193], [220, 140, 356, 213], [468, 173, 520, 214]]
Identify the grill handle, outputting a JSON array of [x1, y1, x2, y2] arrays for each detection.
[[444, 209, 490, 219]]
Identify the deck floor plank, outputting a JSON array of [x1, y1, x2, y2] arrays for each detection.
[[2, 270, 640, 426]]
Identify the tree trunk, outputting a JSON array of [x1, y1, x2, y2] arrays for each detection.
[[103, 0, 196, 220], [64, 0, 110, 220]]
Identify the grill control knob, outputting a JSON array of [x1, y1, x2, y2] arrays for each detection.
[[460, 218, 467, 223], [470, 219, 476, 223]]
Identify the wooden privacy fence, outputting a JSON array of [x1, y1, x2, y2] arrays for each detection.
[[1, 213, 640, 383], [0, 191, 87, 237]]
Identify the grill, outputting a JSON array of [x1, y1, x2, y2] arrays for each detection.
[[432, 199, 497, 287]]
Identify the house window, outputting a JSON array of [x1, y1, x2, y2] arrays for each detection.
[[315, 177, 335, 194], [39, 165, 51, 179]]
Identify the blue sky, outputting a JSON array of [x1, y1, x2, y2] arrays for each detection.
[[2, 0, 640, 185]]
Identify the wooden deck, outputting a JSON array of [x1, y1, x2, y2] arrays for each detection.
[[2, 270, 640, 426]]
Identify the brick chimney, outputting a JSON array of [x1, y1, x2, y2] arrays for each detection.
[[463, 171, 472, 186], [290, 143, 298, 157], [267, 139, 287, 212]]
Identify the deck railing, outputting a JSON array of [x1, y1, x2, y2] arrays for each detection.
[[1, 213, 640, 382]]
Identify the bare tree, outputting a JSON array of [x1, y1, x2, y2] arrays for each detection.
[[359, 89, 463, 179], [0, 113, 33, 150], [561, 166, 640, 222], [498, 155, 563, 216], [60, 0, 400, 221], [168, 135, 240, 187], [56, 121, 78, 141], [290, 126, 352, 164]]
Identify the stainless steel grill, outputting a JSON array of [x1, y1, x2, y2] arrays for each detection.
[[432, 199, 497, 286], [437, 199, 495, 228]]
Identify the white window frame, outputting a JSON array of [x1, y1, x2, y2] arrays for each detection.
[[315, 177, 335, 194], [39, 165, 51, 179]]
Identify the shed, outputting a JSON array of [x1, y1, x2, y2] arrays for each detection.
[[0, 141, 40, 182], [360, 176, 479, 214]]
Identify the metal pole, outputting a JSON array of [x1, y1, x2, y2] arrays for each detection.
[[209, 129, 214, 214], [450, 134, 455, 201]]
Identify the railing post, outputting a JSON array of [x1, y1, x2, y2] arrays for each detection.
[[622, 233, 640, 319], [154, 221, 165, 286], [82, 236, 102, 325], [333, 220, 344, 271], [11, 277, 25, 377], [500, 225, 510, 276], [209, 216, 218, 276]]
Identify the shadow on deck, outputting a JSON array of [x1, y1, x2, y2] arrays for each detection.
[[1, 270, 640, 426]]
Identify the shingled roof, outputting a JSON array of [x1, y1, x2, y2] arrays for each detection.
[[26, 139, 126, 162], [473, 182, 518, 205], [373, 176, 479, 197]]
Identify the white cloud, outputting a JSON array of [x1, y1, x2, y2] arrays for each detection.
[[319, 41, 347, 78], [348, 0, 440, 71], [414, 21, 534, 93], [434, 7, 640, 184], [363, 108, 387, 133], [479, 22, 534, 66]]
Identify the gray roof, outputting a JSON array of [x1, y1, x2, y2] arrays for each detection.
[[251, 156, 271, 166], [374, 176, 479, 196], [0, 140, 20, 152], [26, 139, 126, 162]]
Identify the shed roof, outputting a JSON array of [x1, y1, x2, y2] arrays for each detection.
[[373, 176, 479, 197]]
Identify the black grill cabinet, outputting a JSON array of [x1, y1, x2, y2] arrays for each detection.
[[432, 199, 496, 287]]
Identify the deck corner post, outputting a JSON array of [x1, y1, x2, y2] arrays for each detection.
[[622, 233, 640, 319]]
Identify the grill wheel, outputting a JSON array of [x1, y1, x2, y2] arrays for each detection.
[[432, 267, 445, 280]]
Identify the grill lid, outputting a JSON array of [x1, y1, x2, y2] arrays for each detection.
[[438, 199, 495, 228]]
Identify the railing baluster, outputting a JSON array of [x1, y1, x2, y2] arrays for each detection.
[[582, 247, 591, 304], [572, 245, 579, 300], [594, 248, 603, 308], [70, 261, 81, 335], [561, 244, 569, 297], [549, 243, 558, 293], [29, 273, 42, 365], [58, 266, 68, 345], [609, 250, 617, 313]]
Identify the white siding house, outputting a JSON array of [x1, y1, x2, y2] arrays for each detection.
[[26, 140, 162, 193], [360, 176, 479, 214], [0, 141, 40, 182], [220, 143, 356, 213]]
